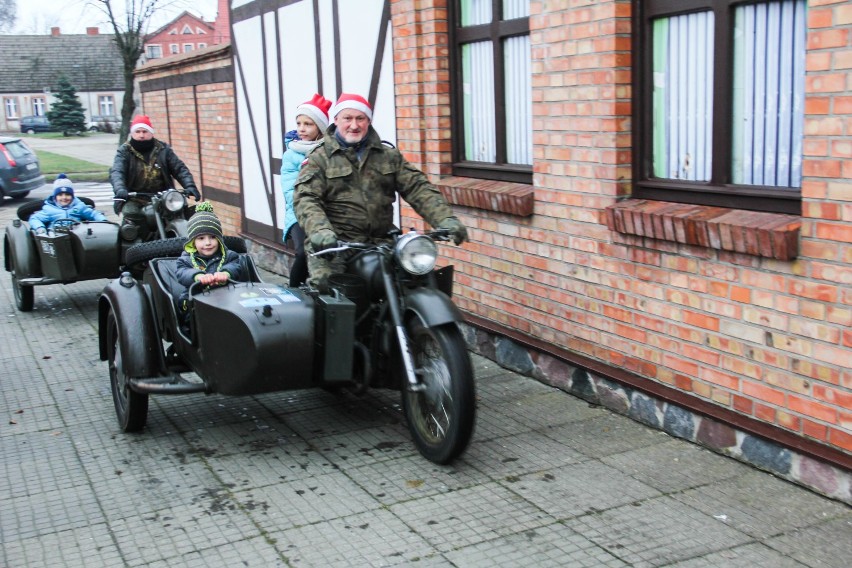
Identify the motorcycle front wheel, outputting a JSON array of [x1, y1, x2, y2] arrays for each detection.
[[401, 319, 475, 464], [106, 310, 149, 432]]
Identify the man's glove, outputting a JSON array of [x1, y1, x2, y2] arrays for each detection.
[[113, 189, 128, 214], [310, 229, 338, 252], [438, 217, 468, 245], [186, 187, 201, 200]]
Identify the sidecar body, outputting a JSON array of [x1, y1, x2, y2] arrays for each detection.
[[4, 198, 121, 311], [98, 252, 357, 430]]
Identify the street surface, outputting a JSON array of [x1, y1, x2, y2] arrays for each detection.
[[1, 182, 849, 567]]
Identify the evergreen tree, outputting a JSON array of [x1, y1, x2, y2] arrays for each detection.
[[46, 76, 87, 135]]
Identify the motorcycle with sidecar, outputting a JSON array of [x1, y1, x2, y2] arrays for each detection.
[[97, 229, 476, 464], [4, 189, 195, 311]]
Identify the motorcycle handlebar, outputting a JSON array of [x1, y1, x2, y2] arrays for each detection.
[[311, 229, 451, 257]]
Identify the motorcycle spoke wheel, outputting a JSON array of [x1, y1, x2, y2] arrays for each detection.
[[11, 271, 34, 312], [402, 320, 475, 464], [107, 310, 148, 432]]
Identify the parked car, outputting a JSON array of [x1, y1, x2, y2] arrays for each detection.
[[19, 116, 55, 135], [87, 115, 121, 133], [0, 136, 45, 200]]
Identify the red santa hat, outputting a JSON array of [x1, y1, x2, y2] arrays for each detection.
[[330, 93, 372, 121], [295, 94, 332, 130], [130, 115, 154, 134]]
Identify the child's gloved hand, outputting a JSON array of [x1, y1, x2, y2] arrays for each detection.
[[196, 273, 216, 286], [212, 272, 230, 284]]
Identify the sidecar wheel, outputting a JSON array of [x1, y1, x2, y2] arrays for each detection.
[[11, 270, 34, 312], [106, 310, 148, 432], [401, 320, 475, 464]]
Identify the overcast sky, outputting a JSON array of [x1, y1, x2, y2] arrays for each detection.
[[11, 0, 218, 35]]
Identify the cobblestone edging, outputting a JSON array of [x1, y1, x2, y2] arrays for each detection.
[[461, 324, 852, 505]]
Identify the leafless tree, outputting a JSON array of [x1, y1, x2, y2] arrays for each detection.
[[89, 0, 182, 140], [0, 0, 18, 33]]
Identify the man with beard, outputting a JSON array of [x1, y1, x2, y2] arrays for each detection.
[[109, 115, 200, 239]]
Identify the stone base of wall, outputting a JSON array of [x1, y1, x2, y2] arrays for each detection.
[[461, 324, 851, 505]]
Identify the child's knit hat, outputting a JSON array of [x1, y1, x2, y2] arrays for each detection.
[[52, 173, 74, 198], [296, 94, 332, 130], [186, 202, 223, 244]]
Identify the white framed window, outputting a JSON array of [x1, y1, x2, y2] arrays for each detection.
[[183, 44, 194, 53], [99, 96, 115, 116], [182, 24, 192, 34], [32, 97, 46, 116], [170, 44, 179, 54], [146, 44, 163, 59], [4, 98, 18, 119], [198, 43, 207, 49], [196, 27, 207, 35]]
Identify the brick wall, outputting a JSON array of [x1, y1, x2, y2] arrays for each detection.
[[134, 45, 240, 235], [391, 0, 851, 470]]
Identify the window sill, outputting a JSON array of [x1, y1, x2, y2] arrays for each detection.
[[604, 199, 801, 261], [435, 176, 534, 217]]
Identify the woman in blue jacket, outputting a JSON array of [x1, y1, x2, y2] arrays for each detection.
[[29, 174, 107, 234], [280, 94, 331, 287]]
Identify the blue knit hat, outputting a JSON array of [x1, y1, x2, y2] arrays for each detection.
[[52, 173, 74, 198]]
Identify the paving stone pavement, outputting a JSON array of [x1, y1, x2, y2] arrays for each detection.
[[1, 190, 850, 567]]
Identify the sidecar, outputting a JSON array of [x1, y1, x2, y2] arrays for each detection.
[[97, 248, 357, 432], [4, 198, 122, 311]]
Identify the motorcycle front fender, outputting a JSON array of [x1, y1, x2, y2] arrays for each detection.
[[98, 277, 165, 378], [166, 217, 188, 238], [403, 287, 464, 328]]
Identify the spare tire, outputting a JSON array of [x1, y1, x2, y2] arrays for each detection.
[[16, 200, 44, 221], [124, 238, 185, 270]]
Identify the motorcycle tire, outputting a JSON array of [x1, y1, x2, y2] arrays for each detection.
[[11, 270, 34, 312], [401, 319, 476, 464], [106, 310, 149, 432], [124, 237, 186, 270]]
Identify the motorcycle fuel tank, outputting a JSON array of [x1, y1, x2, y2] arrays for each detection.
[[191, 284, 317, 395]]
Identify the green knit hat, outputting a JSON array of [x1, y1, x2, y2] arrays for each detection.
[[186, 202, 223, 244]]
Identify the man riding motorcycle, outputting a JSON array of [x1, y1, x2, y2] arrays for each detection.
[[110, 115, 201, 240], [293, 93, 468, 291]]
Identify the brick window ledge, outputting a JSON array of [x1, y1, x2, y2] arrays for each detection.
[[435, 176, 534, 217], [605, 199, 801, 261]]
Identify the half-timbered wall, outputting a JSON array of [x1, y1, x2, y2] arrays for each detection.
[[231, 0, 396, 247]]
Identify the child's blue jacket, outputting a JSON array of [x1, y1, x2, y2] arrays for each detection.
[[28, 196, 107, 232]]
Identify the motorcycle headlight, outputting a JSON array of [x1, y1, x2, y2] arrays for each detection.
[[395, 233, 437, 275], [163, 190, 186, 212]]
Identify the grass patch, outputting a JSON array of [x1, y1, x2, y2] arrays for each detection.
[[36, 149, 110, 182]]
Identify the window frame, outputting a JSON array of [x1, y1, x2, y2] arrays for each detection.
[[448, 0, 532, 184], [632, 0, 802, 215], [146, 44, 163, 59], [32, 97, 45, 116], [98, 96, 115, 116], [4, 97, 18, 119]]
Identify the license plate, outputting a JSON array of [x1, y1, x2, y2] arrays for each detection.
[[26, 163, 37, 170]]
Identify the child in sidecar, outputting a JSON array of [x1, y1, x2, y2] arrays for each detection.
[[175, 202, 245, 325], [28, 174, 107, 234]]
